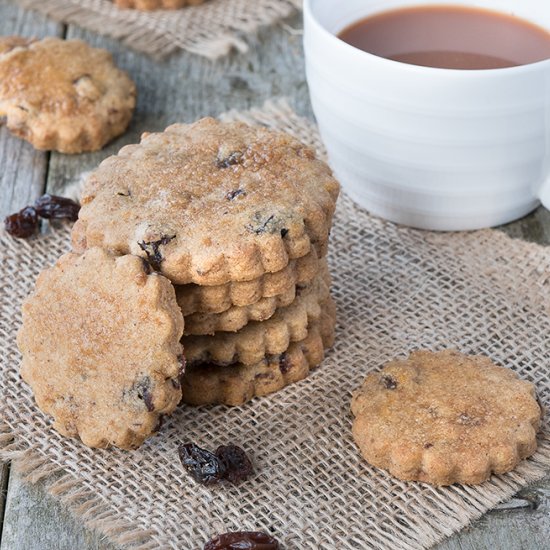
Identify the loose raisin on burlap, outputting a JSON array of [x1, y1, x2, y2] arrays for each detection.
[[178, 443, 226, 485], [216, 445, 253, 482]]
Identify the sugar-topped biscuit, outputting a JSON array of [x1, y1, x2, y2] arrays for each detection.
[[351, 350, 542, 486], [77, 118, 339, 285], [0, 37, 136, 153]]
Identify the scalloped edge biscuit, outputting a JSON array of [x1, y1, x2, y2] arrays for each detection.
[[351, 350, 542, 486], [182, 296, 336, 406], [183, 265, 331, 365], [183, 283, 297, 335], [176, 247, 321, 315], [77, 118, 339, 285], [0, 37, 136, 153], [182, 257, 328, 335], [17, 247, 184, 450]]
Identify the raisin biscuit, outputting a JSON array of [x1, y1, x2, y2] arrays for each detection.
[[0, 37, 136, 153], [183, 284, 297, 335], [183, 267, 331, 365], [182, 256, 326, 335], [18, 247, 184, 450], [351, 350, 542, 486], [77, 118, 340, 285], [182, 297, 336, 406], [114, 0, 205, 9], [174, 248, 321, 316]]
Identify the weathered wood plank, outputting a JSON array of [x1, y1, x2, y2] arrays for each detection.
[[0, 1, 63, 545], [500, 206, 550, 246], [1, 469, 117, 550], [437, 481, 550, 550], [0, 463, 8, 535]]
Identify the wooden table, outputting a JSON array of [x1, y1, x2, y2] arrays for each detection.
[[0, 1, 549, 548]]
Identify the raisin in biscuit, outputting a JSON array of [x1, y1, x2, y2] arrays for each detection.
[[182, 297, 336, 406], [351, 350, 542, 486], [17, 247, 184, 450], [77, 118, 340, 285], [114, 0, 205, 9], [0, 37, 136, 153], [183, 266, 331, 365]]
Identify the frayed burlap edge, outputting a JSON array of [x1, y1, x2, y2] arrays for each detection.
[[1, 99, 550, 550], [15, 0, 302, 58]]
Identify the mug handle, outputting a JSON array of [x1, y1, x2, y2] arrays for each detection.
[[539, 177, 550, 210]]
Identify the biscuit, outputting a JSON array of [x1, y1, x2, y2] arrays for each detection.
[[175, 248, 321, 316], [182, 297, 336, 406], [114, 0, 206, 9], [0, 36, 35, 56], [0, 37, 136, 153], [183, 284, 297, 335], [181, 256, 325, 335], [183, 268, 331, 366], [77, 118, 340, 285], [17, 247, 184, 450], [351, 350, 542, 486], [72, 227, 322, 315]]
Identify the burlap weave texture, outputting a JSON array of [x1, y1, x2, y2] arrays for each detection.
[[15, 0, 302, 58], [1, 102, 549, 549]]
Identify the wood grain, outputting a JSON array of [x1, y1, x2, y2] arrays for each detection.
[[0, 2, 549, 548]]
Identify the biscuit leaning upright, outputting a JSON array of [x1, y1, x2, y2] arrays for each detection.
[[75, 118, 340, 285], [17, 248, 185, 450]]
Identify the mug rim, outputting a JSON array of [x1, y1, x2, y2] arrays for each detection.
[[304, 0, 550, 76]]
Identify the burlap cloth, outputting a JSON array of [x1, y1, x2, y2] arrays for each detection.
[[15, 0, 301, 58], [1, 101, 550, 549]]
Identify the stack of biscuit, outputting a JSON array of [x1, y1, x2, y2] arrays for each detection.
[[19, 117, 339, 448], [72, 118, 340, 407]]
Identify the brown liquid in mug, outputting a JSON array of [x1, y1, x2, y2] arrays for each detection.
[[338, 5, 550, 69]]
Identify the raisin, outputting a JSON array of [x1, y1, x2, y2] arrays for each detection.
[[4, 206, 38, 238], [179, 443, 226, 485], [280, 228, 288, 238], [380, 374, 397, 390], [278, 353, 291, 374], [226, 189, 246, 200], [140, 257, 153, 274], [216, 445, 253, 483], [34, 194, 80, 221], [130, 376, 155, 412], [204, 531, 279, 550], [246, 214, 276, 235], [217, 151, 243, 169], [138, 235, 175, 271]]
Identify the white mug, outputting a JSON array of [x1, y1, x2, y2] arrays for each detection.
[[304, 0, 550, 230]]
